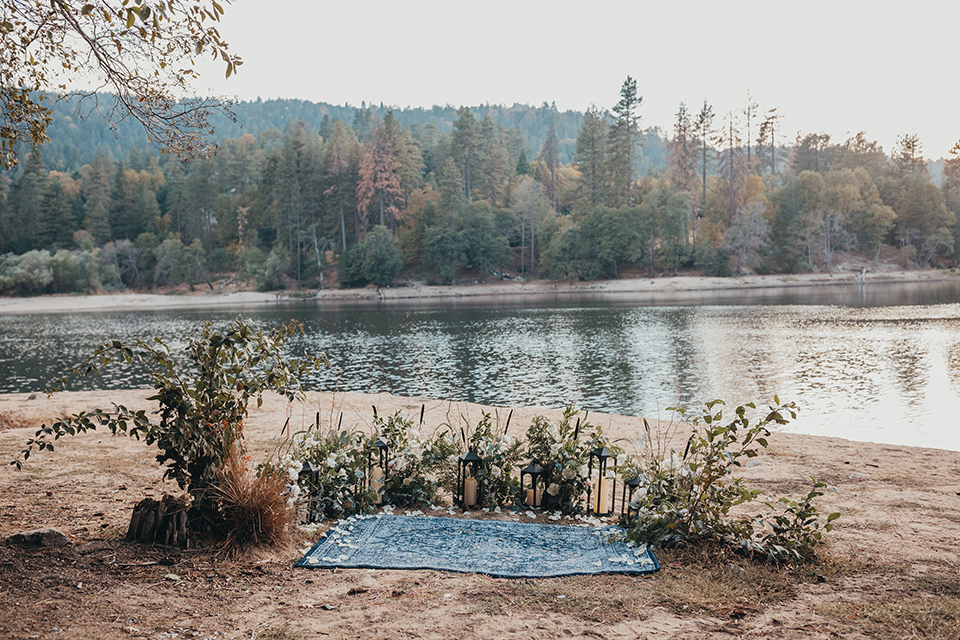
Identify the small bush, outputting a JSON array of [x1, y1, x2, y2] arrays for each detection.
[[215, 449, 293, 554], [625, 398, 839, 562]]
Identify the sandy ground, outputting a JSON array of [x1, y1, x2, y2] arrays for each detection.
[[0, 268, 957, 315], [1, 390, 959, 639]]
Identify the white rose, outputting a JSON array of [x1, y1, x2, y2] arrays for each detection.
[[325, 455, 337, 468], [403, 477, 412, 486], [546, 483, 560, 496], [562, 466, 575, 480]]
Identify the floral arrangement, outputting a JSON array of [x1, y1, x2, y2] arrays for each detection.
[[524, 408, 623, 514], [464, 411, 525, 507], [374, 410, 457, 506], [269, 420, 372, 522]]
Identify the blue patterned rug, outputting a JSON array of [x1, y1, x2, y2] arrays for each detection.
[[296, 514, 659, 578]]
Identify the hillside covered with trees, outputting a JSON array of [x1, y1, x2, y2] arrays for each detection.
[[1, 79, 958, 296]]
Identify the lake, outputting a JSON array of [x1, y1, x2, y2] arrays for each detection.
[[2, 280, 960, 451]]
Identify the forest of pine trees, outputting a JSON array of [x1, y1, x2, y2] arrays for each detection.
[[1, 79, 959, 296]]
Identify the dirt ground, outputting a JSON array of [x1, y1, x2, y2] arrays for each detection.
[[1, 390, 959, 639]]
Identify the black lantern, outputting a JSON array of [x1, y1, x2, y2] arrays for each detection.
[[622, 476, 642, 518], [298, 460, 320, 522], [586, 446, 617, 516], [455, 449, 483, 508], [520, 461, 545, 509], [367, 438, 389, 504]]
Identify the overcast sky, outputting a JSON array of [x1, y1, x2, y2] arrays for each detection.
[[195, 0, 959, 158]]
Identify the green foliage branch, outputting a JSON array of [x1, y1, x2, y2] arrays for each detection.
[[13, 317, 326, 512], [625, 398, 840, 562]]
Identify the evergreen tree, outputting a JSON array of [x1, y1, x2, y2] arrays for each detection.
[[668, 103, 698, 195], [37, 180, 77, 249], [9, 151, 47, 252], [716, 112, 747, 221], [450, 106, 480, 201], [574, 106, 608, 209], [538, 120, 559, 210], [516, 148, 532, 176], [607, 76, 642, 207], [321, 120, 360, 251], [695, 101, 715, 208], [81, 154, 113, 244], [361, 225, 404, 286]]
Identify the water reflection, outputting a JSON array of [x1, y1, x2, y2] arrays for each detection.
[[1, 281, 960, 450]]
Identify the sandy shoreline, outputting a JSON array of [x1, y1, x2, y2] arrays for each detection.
[[1, 389, 959, 638], [0, 268, 957, 315]]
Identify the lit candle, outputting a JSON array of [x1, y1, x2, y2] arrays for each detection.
[[464, 477, 477, 507], [370, 467, 384, 504]]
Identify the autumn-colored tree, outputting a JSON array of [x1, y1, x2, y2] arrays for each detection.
[[1, 0, 240, 168], [356, 122, 404, 233]]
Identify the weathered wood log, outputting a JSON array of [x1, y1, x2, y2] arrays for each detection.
[[126, 495, 190, 549]]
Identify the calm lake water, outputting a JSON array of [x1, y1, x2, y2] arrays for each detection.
[[2, 280, 960, 451]]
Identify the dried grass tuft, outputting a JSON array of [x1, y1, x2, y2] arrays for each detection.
[[215, 449, 294, 555]]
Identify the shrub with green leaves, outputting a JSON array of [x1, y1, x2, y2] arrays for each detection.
[[13, 318, 326, 521], [624, 398, 839, 562], [750, 478, 841, 562]]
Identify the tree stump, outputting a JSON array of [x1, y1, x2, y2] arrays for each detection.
[[126, 494, 190, 549]]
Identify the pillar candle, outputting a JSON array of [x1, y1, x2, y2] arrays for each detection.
[[599, 477, 610, 514], [464, 477, 477, 507], [525, 488, 534, 506], [594, 476, 610, 514], [370, 467, 384, 504]]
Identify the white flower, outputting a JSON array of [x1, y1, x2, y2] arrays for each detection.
[[546, 483, 560, 496], [325, 455, 337, 468], [288, 466, 300, 482], [489, 465, 502, 477], [579, 465, 589, 478], [616, 454, 625, 466], [403, 477, 412, 486], [605, 469, 616, 479], [549, 444, 560, 456], [561, 466, 575, 480]]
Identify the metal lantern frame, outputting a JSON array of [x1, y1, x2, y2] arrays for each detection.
[[520, 461, 546, 509], [622, 476, 642, 518], [367, 438, 389, 481], [455, 449, 483, 508], [586, 446, 618, 516], [298, 460, 320, 523], [367, 438, 389, 502]]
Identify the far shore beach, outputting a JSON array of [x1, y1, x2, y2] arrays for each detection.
[[0, 268, 957, 316]]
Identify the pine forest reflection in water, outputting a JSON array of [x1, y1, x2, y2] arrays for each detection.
[[1, 282, 959, 451]]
